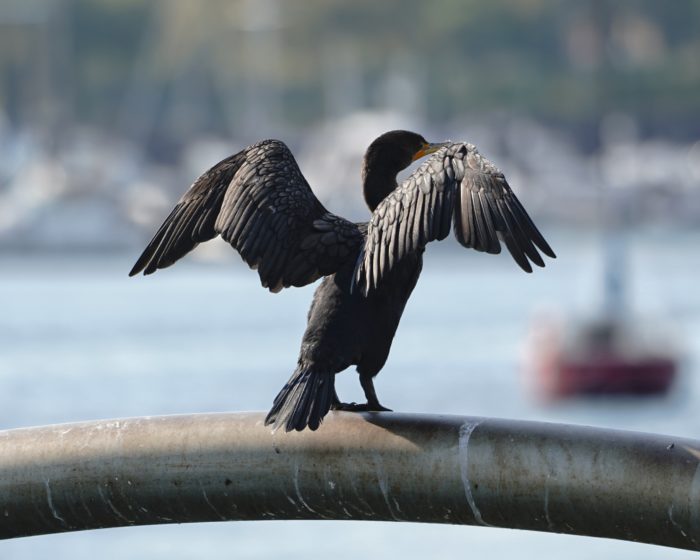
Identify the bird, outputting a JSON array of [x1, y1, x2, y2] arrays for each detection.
[[129, 130, 555, 432]]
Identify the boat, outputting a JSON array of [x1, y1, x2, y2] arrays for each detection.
[[527, 315, 678, 399], [525, 232, 679, 400]]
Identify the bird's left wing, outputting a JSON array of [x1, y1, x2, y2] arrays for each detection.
[[354, 142, 555, 294]]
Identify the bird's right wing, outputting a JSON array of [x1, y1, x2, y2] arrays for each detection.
[[129, 139, 363, 292], [354, 142, 555, 294]]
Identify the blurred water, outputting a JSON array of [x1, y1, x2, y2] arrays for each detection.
[[0, 229, 699, 559]]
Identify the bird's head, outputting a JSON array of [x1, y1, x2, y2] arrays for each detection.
[[363, 130, 449, 174], [362, 130, 449, 210]]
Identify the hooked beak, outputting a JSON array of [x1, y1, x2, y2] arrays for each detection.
[[412, 141, 450, 162]]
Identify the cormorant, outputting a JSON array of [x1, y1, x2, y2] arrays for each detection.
[[129, 130, 555, 431]]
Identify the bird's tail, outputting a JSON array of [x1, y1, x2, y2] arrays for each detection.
[[265, 367, 335, 432]]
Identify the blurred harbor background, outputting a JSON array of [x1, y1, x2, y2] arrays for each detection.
[[0, 1, 699, 558]]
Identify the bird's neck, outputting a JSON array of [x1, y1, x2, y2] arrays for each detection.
[[362, 166, 398, 212]]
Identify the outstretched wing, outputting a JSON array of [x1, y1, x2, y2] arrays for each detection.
[[354, 142, 555, 294], [130, 139, 363, 292]]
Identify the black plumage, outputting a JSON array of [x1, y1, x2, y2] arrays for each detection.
[[130, 130, 555, 431]]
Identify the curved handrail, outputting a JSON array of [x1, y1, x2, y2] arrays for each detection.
[[0, 412, 697, 550]]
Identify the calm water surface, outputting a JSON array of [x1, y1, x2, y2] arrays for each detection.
[[1, 230, 699, 559]]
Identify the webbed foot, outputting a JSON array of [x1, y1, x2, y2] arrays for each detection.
[[331, 401, 392, 413]]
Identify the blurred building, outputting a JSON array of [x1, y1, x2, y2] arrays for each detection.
[[0, 0, 698, 252]]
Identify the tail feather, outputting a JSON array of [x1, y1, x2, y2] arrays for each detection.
[[265, 368, 335, 432]]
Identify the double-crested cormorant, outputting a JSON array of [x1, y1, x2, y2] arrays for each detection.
[[130, 130, 555, 431]]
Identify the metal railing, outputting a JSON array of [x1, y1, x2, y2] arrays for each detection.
[[0, 412, 697, 550]]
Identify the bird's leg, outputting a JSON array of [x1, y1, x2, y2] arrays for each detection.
[[330, 375, 392, 412], [330, 391, 361, 411], [330, 389, 343, 410], [359, 374, 392, 412]]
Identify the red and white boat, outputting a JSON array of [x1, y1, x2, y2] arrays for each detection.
[[526, 315, 678, 400]]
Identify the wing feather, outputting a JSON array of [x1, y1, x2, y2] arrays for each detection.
[[386, 215, 398, 271], [412, 187, 425, 249], [439, 187, 454, 240], [130, 140, 364, 291], [354, 142, 555, 294], [477, 188, 501, 253], [500, 196, 546, 267]]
